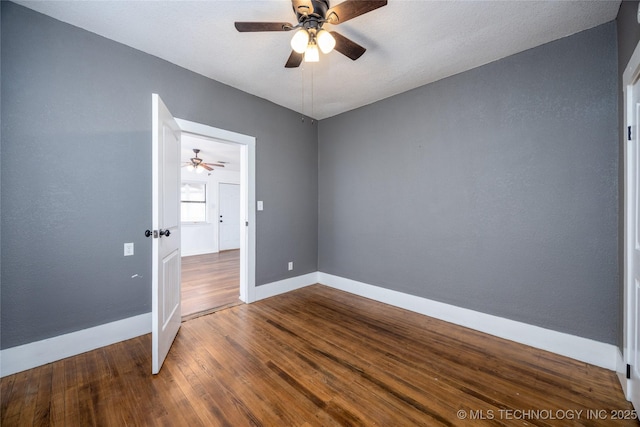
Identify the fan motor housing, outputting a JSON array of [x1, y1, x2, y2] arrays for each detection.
[[294, 0, 329, 21]]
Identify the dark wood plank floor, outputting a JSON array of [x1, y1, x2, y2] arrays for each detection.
[[181, 250, 240, 319], [1, 285, 636, 426]]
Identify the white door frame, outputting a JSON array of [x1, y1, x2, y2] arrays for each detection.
[[623, 40, 640, 404], [175, 118, 256, 303]]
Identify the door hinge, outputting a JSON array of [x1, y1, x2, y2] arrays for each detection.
[[629, 126, 633, 141], [627, 364, 632, 379]]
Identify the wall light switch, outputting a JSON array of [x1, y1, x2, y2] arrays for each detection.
[[124, 242, 134, 256], [257, 201, 264, 211], [288, 261, 294, 271]]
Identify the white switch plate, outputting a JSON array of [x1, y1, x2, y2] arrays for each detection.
[[257, 201, 264, 211], [124, 242, 134, 256], [288, 261, 294, 271]]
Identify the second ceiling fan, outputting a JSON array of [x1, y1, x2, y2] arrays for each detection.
[[235, 0, 387, 68], [183, 149, 225, 173]]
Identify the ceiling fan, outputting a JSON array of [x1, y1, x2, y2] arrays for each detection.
[[183, 149, 225, 173], [235, 0, 387, 68]]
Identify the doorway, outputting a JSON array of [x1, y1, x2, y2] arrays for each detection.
[[176, 119, 256, 318], [151, 96, 256, 373], [180, 135, 242, 319]]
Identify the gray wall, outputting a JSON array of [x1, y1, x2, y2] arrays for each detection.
[[0, 2, 318, 349], [617, 2, 640, 84], [0, 1, 624, 351], [319, 23, 619, 344], [616, 1, 640, 349]]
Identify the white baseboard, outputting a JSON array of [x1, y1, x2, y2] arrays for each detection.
[[0, 272, 620, 377], [0, 270, 318, 377], [254, 272, 318, 301], [182, 249, 218, 257], [318, 272, 618, 371], [0, 313, 151, 378]]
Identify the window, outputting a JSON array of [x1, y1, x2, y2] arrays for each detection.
[[181, 183, 206, 223]]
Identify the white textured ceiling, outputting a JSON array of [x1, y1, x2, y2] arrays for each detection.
[[17, 0, 621, 120]]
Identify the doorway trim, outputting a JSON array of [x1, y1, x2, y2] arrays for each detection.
[[175, 118, 256, 303], [623, 40, 640, 403]]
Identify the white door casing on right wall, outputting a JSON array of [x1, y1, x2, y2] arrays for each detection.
[[628, 90, 640, 409], [219, 183, 241, 251], [624, 40, 640, 410]]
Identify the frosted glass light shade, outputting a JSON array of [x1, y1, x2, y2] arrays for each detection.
[[290, 29, 310, 54], [317, 30, 335, 54], [304, 44, 319, 62]]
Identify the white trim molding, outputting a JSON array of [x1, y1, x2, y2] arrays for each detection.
[[254, 272, 319, 302], [622, 39, 640, 405], [318, 272, 618, 371], [0, 272, 317, 377], [618, 347, 629, 398], [175, 118, 256, 304], [1, 272, 620, 376], [0, 313, 151, 378]]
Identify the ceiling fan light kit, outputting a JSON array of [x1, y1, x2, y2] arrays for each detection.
[[291, 28, 310, 53], [304, 41, 320, 62], [316, 29, 336, 54], [235, 0, 387, 68], [291, 28, 335, 59], [188, 165, 205, 174]]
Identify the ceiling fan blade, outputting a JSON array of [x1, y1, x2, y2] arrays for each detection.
[[330, 31, 366, 60], [234, 22, 293, 32], [285, 50, 304, 68], [203, 163, 225, 168], [326, 0, 387, 25], [201, 164, 214, 171]]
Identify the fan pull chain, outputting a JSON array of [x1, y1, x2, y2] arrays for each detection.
[[311, 65, 315, 124]]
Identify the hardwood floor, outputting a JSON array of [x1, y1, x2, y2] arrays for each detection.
[[1, 285, 636, 426], [181, 250, 240, 319]]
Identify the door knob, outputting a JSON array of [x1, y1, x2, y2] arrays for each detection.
[[159, 229, 171, 237], [144, 229, 152, 238]]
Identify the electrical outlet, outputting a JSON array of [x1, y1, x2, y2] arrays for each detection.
[[124, 242, 134, 256], [288, 261, 294, 271]]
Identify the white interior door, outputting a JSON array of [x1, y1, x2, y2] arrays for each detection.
[[219, 183, 241, 251], [151, 94, 182, 374]]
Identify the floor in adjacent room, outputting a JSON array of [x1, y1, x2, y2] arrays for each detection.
[[181, 250, 241, 320]]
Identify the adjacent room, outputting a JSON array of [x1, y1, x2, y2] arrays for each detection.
[[2, 0, 640, 424], [180, 135, 242, 319]]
